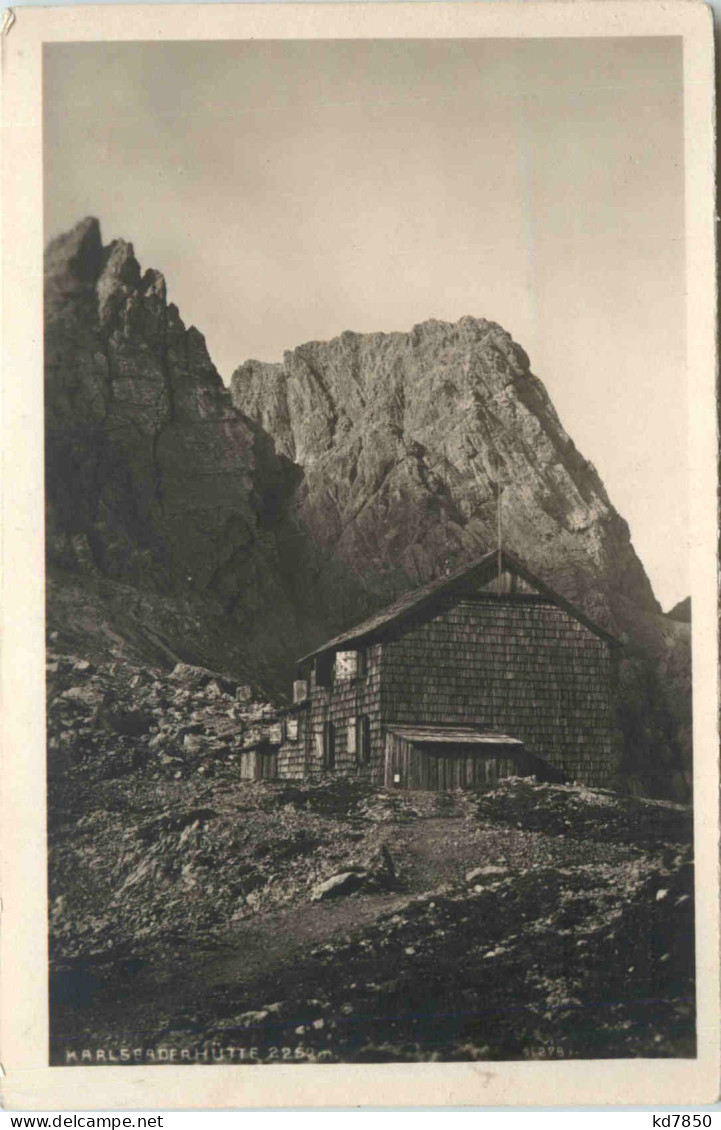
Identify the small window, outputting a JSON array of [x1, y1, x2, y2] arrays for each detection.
[[334, 648, 369, 681], [356, 714, 371, 767], [323, 720, 336, 770]]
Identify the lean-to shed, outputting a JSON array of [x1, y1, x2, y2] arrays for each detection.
[[239, 740, 278, 782]]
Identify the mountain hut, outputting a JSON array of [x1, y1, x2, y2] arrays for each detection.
[[269, 548, 620, 789]]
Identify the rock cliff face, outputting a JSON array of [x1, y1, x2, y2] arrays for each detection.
[[231, 320, 657, 634], [232, 320, 691, 798], [44, 218, 349, 686]]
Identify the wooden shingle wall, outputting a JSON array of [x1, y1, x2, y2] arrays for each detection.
[[277, 643, 384, 780], [381, 596, 614, 786], [277, 732, 307, 779]]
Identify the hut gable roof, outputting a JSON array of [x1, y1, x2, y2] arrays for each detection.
[[299, 548, 620, 663]]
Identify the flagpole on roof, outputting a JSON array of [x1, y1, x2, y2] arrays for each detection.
[[490, 450, 503, 592], [497, 471, 502, 591]]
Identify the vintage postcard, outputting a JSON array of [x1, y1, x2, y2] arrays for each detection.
[[1, 0, 718, 1110]]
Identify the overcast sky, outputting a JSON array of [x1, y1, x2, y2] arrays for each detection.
[[44, 37, 687, 610]]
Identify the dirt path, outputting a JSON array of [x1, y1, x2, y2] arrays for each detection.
[[54, 815, 643, 1052], [129, 818, 463, 1002], [196, 817, 519, 992]]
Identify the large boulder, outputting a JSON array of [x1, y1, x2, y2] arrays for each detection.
[[170, 664, 236, 694], [310, 871, 365, 902]]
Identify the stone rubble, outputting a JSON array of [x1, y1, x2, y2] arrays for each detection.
[[47, 648, 695, 1065]]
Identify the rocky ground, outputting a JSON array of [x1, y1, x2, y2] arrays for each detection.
[[48, 651, 695, 1066]]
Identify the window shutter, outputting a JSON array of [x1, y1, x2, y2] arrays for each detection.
[[316, 654, 332, 688], [356, 714, 371, 766], [323, 721, 336, 769]]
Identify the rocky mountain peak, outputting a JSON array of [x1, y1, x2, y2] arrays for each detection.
[[231, 315, 657, 631], [44, 218, 348, 685], [667, 596, 691, 623], [44, 216, 104, 307]]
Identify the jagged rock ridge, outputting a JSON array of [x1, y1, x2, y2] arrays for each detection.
[[44, 218, 356, 685]]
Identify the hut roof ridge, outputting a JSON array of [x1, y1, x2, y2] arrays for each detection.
[[298, 548, 620, 664]]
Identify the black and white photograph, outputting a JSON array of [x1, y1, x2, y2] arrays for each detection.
[[1, 0, 718, 1110]]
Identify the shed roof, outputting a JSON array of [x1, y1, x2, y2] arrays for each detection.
[[299, 548, 620, 663], [387, 725, 525, 748]]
